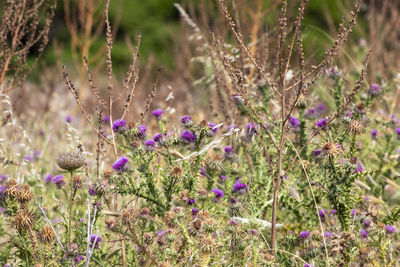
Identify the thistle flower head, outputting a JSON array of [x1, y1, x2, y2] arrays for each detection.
[[233, 179, 247, 193], [15, 184, 33, 203], [386, 225, 395, 235], [112, 156, 129, 172], [14, 209, 33, 231], [321, 142, 340, 156], [299, 231, 310, 240], [153, 133, 163, 143], [52, 175, 65, 188], [324, 231, 332, 239], [152, 109, 163, 119], [57, 151, 85, 171], [137, 125, 147, 137], [246, 123, 259, 136], [362, 219, 371, 229], [368, 83, 381, 96], [90, 234, 102, 248], [181, 115, 192, 125], [187, 198, 195, 205], [180, 130, 196, 143], [316, 118, 328, 129], [144, 139, 156, 151], [66, 115, 72, 123], [347, 120, 365, 135], [370, 129, 378, 139], [40, 224, 55, 243], [360, 230, 368, 239], [112, 119, 127, 133], [224, 146, 233, 154], [211, 188, 224, 201], [192, 208, 199, 215], [289, 116, 300, 130], [220, 175, 227, 182]]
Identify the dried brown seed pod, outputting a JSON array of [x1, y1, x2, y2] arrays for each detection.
[[171, 166, 183, 178], [321, 142, 340, 156], [57, 151, 85, 171], [200, 235, 216, 254], [121, 208, 136, 225], [73, 175, 85, 189], [40, 224, 55, 243], [14, 209, 34, 231], [16, 184, 33, 203], [347, 120, 365, 135]]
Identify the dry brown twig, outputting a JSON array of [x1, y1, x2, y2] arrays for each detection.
[[0, 0, 56, 94]]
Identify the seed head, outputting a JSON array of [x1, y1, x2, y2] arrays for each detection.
[[321, 142, 340, 156], [40, 224, 55, 243], [347, 120, 364, 135], [15, 184, 33, 203], [57, 151, 85, 171], [14, 209, 34, 231]]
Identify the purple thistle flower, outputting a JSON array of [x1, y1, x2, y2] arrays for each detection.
[[368, 83, 381, 96], [112, 156, 129, 172], [144, 139, 156, 151], [66, 115, 73, 123], [192, 208, 199, 215], [52, 175, 65, 188], [137, 125, 147, 138], [224, 146, 233, 154], [112, 119, 127, 133], [360, 230, 368, 239], [312, 149, 321, 157], [152, 109, 163, 119], [305, 108, 317, 119], [299, 231, 310, 240], [233, 179, 247, 194], [24, 155, 34, 162], [153, 133, 163, 143], [181, 130, 196, 143], [386, 225, 395, 235], [396, 128, 400, 140], [0, 185, 6, 195], [316, 104, 326, 113], [227, 124, 237, 131], [289, 116, 300, 130], [103, 115, 110, 124], [74, 255, 85, 264], [246, 123, 259, 136], [211, 188, 224, 201], [187, 198, 195, 205], [324, 231, 332, 239], [319, 209, 325, 222], [208, 122, 218, 134], [354, 162, 365, 174], [88, 186, 97, 196], [90, 234, 102, 248], [42, 174, 53, 184], [220, 175, 227, 182], [199, 166, 207, 176], [331, 209, 337, 215], [370, 129, 378, 139], [316, 118, 328, 129], [362, 219, 371, 229], [0, 174, 8, 183], [181, 115, 192, 125]]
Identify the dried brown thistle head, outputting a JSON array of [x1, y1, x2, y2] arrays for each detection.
[[347, 120, 365, 135], [13, 209, 34, 231], [15, 184, 33, 203], [40, 224, 55, 244]]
